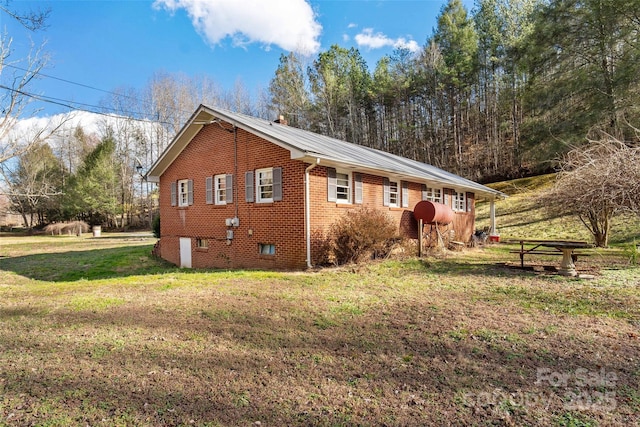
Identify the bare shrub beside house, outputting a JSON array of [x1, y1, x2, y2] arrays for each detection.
[[330, 207, 401, 265]]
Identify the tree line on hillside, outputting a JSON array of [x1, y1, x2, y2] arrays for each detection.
[[1, 0, 639, 237], [269, 0, 640, 180]]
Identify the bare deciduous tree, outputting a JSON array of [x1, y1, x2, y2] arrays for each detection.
[[1, 3, 69, 165], [539, 136, 640, 247], [0, 1, 50, 31]]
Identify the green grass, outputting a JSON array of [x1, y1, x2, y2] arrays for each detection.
[[0, 234, 173, 282], [0, 178, 639, 425], [476, 174, 640, 245]]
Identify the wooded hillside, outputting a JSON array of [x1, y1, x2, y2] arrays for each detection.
[[269, 0, 640, 182]]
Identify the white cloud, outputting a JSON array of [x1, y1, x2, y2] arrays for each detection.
[[354, 28, 420, 53], [8, 111, 141, 141], [4, 112, 161, 159], [153, 0, 322, 54]]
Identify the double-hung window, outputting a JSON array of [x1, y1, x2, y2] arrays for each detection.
[[382, 178, 400, 208], [336, 171, 351, 203], [245, 167, 282, 203], [215, 174, 227, 205], [383, 178, 400, 208], [389, 180, 399, 207], [453, 191, 466, 212], [328, 168, 352, 204], [178, 179, 191, 207], [256, 168, 273, 203], [206, 174, 233, 205], [423, 186, 442, 204]]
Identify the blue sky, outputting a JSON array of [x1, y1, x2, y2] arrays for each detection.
[[3, 0, 472, 118]]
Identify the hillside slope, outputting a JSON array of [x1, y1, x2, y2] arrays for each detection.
[[475, 174, 639, 245]]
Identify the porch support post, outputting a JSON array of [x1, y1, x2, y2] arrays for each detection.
[[489, 199, 497, 234]]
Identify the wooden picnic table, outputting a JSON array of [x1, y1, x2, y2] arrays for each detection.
[[507, 239, 594, 276]]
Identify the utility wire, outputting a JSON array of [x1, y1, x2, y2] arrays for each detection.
[[0, 84, 173, 126], [3, 63, 197, 117], [4, 63, 139, 100]]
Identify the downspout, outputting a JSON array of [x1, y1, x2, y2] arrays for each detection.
[[233, 125, 238, 221], [305, 158, 320, 269]]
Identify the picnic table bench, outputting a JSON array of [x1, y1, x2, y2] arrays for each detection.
[[506, 239, 593, 276]]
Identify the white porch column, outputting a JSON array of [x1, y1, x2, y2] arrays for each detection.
[[489, 199, 496, 234]]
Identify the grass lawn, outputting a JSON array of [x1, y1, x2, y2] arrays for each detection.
[[0, 229, 638, 426], [1, 178, 639, 427], [476, 174, 639, 246]]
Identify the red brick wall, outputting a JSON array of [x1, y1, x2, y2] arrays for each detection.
[[307, 168, 476, 251], [159, 123, 307, 269], [159, 122, 476, 269]]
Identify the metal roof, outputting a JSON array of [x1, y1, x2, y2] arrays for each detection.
[[147, 105, 506, 199]]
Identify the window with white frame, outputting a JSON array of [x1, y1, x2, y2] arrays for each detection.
[[178, 179, 190, 207], [424, 186, 442, 203], [453, 191, 466, 212], [256, 168, 273, 203], [214, 174, 227, 205], [336, 171, 351, 203], [389, 180, 399, 207]]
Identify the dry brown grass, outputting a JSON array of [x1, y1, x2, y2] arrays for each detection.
[[0, 233, 638, 426]]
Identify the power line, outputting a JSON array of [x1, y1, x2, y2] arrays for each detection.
[[0, 84, 173, 126], [4, 63, 139, 101], [2, 63, 196, 118]]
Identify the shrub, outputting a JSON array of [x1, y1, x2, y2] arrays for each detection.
[[152, 214, 161, 238], [624, 239, 639, 265], [330, 207, 399, 265], [310, 228, 332, 266], [44, 221, 89, 236]]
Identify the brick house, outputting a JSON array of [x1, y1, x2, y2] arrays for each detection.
[[147, 105, 504, 269]]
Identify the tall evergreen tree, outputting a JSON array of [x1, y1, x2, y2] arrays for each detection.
[[523, 0, 640, 154], [433, 0, 479, 172], [269, 52, 311, 129], [64, 136, 120, 226]]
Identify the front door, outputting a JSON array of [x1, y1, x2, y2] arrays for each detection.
[[179, 237, 192, 268]]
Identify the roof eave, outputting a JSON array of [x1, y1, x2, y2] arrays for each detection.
[[146, 105, 213, 181], [296, 154, 506, 200], [147, 104, 507, 200], [147, 105, 306, 181]]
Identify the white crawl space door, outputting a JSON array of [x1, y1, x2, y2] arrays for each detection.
[[179, 237, 192, 268]]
